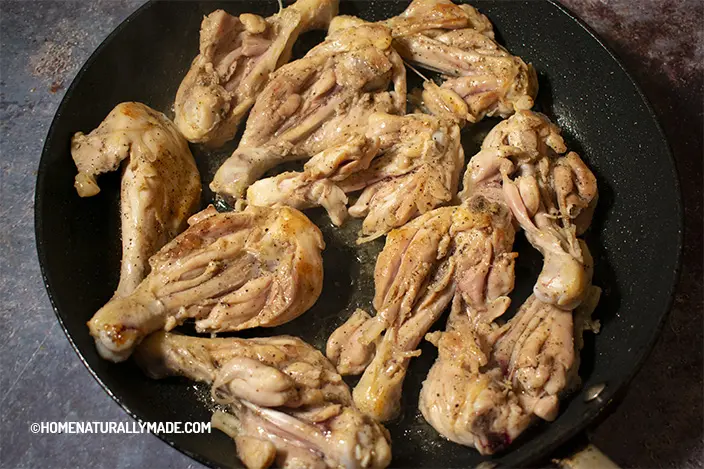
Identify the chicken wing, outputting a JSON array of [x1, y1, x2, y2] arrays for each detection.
[[211, 21, 406, 200], [174, 0, 339, 146], [135, 332, 392, 469], [87, 205, 324, 362], [384, 0, 537, 124], [462, 110, 598, 309], [246, 112, 464, 242], [71, 102, 201, 298]]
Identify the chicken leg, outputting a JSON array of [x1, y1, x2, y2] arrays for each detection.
[[174, 0, 339, 146], [246, 111, 464, 242], [384, 0, 538, 124], [211, 21, 406, 201], [327, 195, 516, 422], [71, 102, 201, 298], [462, 110, 598, 309], [135, 332, 392, 469], [87, 205, 324, 362]]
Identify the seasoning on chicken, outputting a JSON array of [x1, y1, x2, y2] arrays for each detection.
[[342, 112, 464, 241], [327, 194, 516, 422], [462, 110, 598, 309], [71, 102, 201, 298], [210, 20, 406, 200], [87, 205, 324, 362], [383, 0, 537, 124], [135, 332, 392, 469], [174, 0, 339, 146], [246, 135, 380, 227], [419, 110, 600, 454], [419, 287, 601, 455], [246, 112, 464, 242]]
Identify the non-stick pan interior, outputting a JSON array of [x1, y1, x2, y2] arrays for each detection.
[[36, 1, 681, 467]]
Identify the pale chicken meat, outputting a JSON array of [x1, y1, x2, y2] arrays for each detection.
[[327, 194, 516, 422], [341, 112, 464, 241], [462, 110, 598, 309], [419, 308, 528, 455], [492, 285, 600, 422], [247, 135, 380, 227], [174, 0, 339, 146], [135, 332, 392, 469], [418, 110, 600, 454], [211, 21, 406, 200], [383, 0, 538, 124], [87, 205, 324, 362], [328, 206, 457, 380], [419, 287, 601, 455], [71, 102, 201, 298], [246, 112, 464, 242]]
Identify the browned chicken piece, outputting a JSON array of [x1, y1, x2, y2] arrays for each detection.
[[71, 102, 201, 298], [327, 194, 516, 422], [382, 0, 537, 124], [462, 110, 598, 309], [135, 332, 392, 469], [87, 205, 324, 362], [174, 0, 339, 146], [247, 112, 464, 242], [419, 286, 601, 455], [211, 21, 406, 200]]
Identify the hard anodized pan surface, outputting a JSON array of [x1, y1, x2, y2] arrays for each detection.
[[35, 1, 682, 467]]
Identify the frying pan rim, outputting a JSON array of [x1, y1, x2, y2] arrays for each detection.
[[33, 0, 684, 467]]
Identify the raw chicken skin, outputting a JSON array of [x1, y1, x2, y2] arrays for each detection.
[[211, 21, 406, 200], [174, 0, 339, 146], [71, 102, 201, 298], [135, 332, 391, 469], [383, 0, 537, 124], [87, 205, 324, 362], [247, 112, 464, 242]]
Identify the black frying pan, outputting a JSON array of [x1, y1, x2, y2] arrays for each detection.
[[34, 0, 682, 467]]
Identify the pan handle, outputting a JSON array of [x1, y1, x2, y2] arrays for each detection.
[[553, 443, 620, 469]]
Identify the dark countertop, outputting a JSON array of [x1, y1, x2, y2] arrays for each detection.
[[1, 1, 701, 468]]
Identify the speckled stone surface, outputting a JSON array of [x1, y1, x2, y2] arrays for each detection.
[[0, 1, 701, 468]]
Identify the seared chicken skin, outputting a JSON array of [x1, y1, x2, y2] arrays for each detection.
[[135, 332, 392, 469], [462, 110, 598, 309], [211, 21, 406, 200], [88, 205, 324, 362], [174, 0, 339, 146], [247, 112, 464, 242], [383, 0, 537, 124], [71, 102, 201, 298], [327, 195, 516, 422]]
